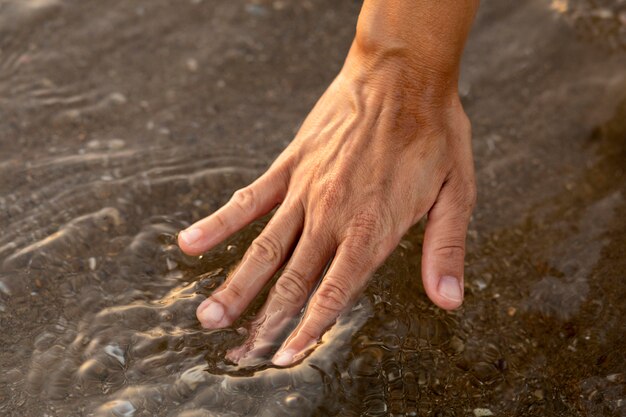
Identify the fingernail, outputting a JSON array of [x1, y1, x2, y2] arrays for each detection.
[[272, 349, 296, 367], [199, 300, 226, 328], [180, 227, 203, 246], [438, 275, 463, 303]]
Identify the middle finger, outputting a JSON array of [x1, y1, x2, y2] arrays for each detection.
[[228, 230, 334, 363], [196, 202, 303, 329]]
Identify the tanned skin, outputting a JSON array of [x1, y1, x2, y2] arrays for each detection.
[[178, 0, 480, 367]]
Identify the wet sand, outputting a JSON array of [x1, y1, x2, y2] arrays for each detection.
[[1, 0, 625, 416]]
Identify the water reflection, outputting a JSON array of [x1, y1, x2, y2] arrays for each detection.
[[1, 0, 625, 416]]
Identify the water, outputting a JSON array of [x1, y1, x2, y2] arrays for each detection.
[[1, 0, 625, 416]]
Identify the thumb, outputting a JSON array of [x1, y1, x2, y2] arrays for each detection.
[[421, 178, 476, 310]]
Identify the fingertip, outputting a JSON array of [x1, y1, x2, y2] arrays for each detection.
[[421, 242, 467, 311], [272, 332, 318, 367], [272, 349, 297, 367], [436, 275, 464, 310], [421, 267, 465, 310], [421, 254, 467, 310], [196, 298, 230, 329], [196, 297, 211, 315], [178, 227, 206, 255]]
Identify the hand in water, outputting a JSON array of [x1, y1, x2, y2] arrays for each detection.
[[179, 0, 479, 366], [178, 47, 476, 366]]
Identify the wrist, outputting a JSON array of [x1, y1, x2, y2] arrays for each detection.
[[339, 40, 462, 121], [348, 0, 478, 106]]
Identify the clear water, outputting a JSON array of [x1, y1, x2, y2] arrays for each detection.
[[1, 0, 625, 416]]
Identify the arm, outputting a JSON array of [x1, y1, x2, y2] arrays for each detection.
[[179, 0, 479, 366]]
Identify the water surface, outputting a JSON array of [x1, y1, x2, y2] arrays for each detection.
[[1, 0, 625, 416]]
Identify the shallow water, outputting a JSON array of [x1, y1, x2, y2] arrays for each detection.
[[1, 0, 625, 416]]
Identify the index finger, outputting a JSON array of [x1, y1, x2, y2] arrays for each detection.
[[178, 171, 287, 256]]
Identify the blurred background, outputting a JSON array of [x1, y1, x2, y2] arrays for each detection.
[[0, 0, 625, 416]]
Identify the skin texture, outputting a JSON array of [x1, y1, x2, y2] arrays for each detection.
[[179, 0, 479, 367]]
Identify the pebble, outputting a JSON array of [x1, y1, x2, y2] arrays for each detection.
[[272, 1, 286, 10], [590, 8, 613, 19], [98, 400, 136, 417], [245, 4, 268, 16], [108, 92, 127, 104], [449, 335, 465, 353], [186, 58, 198, 72], [474, 278, 488, 291], [165, 258, 177, 271], [78, 359, 108, 381], [473, 408, 494, 417], [178, 365, 210, 391], [283, 393, 309, 409], [177, 410, 216, 417], [472, 362, 499, 383], [108, 139, 126, 150], [87, 140, 101, 149], [104, 344, 126, 365], [4, 368, 23, 383], [0, 281, 11, 296]]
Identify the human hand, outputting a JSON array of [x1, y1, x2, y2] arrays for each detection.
[[178, 41, 476, 366]]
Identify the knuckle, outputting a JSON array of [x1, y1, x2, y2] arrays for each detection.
[[460, 111, 472, 138], [433, 238, 466, 260], [318, 178, 343, 212], [248, 234, 283, 265], [343, 209, 386, 266], [449, 179, 476, 218], [303, 219, 332, 244], [231, 186, 256, 213], [350, 209, 380, 235], [372, 236, 399, 267], [222, 280, 244, 301], [274, 269, 309, 306], [297, 323, 321, 343], [341, 242, 374, 270], [345, 209, 383, 247], [464, 181, 477, 211], [314, 278, 351, 315], [213, 212, 228, 229], [269, 165, 291, 190]]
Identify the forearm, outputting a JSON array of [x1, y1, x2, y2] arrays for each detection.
[[342, 0, 479, 104]]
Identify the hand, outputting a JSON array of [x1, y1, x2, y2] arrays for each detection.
[[178, 49, 476, 367]]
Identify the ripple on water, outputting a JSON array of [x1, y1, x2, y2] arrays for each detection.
[[2, 106, 624, 417], [2, 0, 626, 414], [0, 147, 384, 416]]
